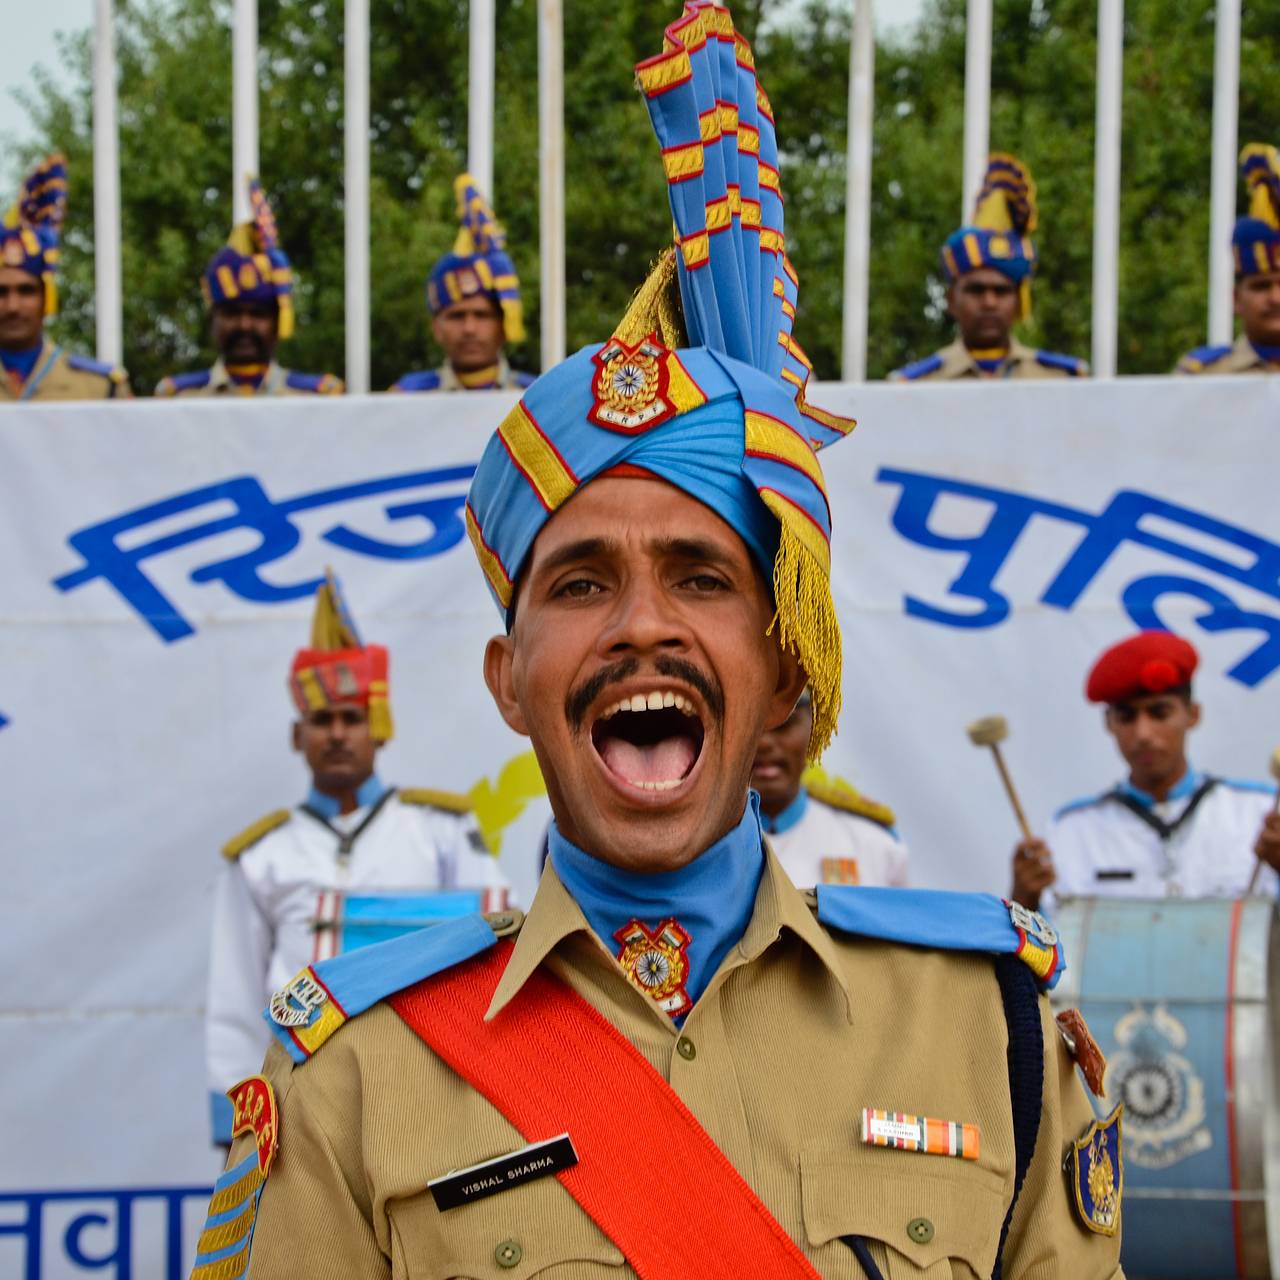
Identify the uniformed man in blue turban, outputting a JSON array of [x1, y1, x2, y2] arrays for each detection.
[[391, 175, 534, 392], [156, 180, 343, 397], [192, 7, 1125, 1273], [0, 154, 132, 402], [891, 154, 1089, 381], [1177, 143, 1280, 375]]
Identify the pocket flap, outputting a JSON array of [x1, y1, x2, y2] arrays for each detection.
[[801, 1147, 1007, 1273]]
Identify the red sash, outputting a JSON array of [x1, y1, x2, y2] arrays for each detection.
[[389, 942, 820, 1279]]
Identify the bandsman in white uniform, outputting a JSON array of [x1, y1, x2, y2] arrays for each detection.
[[752, 690, 908, 887], [205, 574, 509, 1141], [1010, 631, 1280, 912]]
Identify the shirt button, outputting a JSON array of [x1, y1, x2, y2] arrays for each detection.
[[495, 1239, 522, 1268], [907, 1217, 934, 1245], [676, 1036, 697, 1061]]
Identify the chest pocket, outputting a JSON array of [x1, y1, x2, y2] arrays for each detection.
[[388, 1180, 626, 1280], [801, 1147, 1008, 1278]]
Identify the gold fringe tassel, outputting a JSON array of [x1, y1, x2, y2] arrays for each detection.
[[367, 692, 395, 743], [763, 514, 842, 764], [613, 246, 685, 349]]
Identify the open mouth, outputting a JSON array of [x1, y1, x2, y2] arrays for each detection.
[[590, 689, 706, 793]]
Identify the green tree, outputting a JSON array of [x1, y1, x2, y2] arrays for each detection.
[[15, 0, 1280, 392]]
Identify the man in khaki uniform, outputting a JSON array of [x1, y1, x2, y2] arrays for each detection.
[[1177, 142, 1280, 375], [156, 179, 342, 398], [193, 10, 1123, 1277], [0, 154, 131, 403], [890, 154, 1088, 382]]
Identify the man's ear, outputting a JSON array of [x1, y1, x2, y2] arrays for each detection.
[[762, 645, 809, 733], [431, 313, 447, 347], [483, 634, 530, 737], [1233, 284, 1244, 319], [290, 721, 302, 752], [944, 284, 958, 320], [1186, 700, 1202, 730]]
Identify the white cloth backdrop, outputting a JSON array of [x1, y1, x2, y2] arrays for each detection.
[[1, 376, 1276, 1275]]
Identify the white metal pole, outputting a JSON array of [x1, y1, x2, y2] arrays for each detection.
[[1092, 0, 1124, 378], [538, 0, 566, 369], [962, 0, 992, 218], [232, 0, 259, 222], [469, 0, 496, 200], [92, 0, 122, 366], [345, 0, 370, 394], [1208, 0, 1241, 346], [841, 0, 874, 382]]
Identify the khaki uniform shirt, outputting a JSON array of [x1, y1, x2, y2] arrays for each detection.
[[223, 849, 1122, 1278], [889, 339, 1089, 382], [391, 356, 536, 393], [1174, 335, 1278, 375], [154, 359, 344, 397], [0, 340, 131, 402]]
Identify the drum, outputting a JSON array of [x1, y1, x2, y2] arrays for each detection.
[[1052, 897, 1280, 1279]]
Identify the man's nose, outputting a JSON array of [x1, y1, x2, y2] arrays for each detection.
[[600, 575, 688, 657]]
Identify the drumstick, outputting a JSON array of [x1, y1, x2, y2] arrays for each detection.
[[1245, 747, 1280, 896], [967, 715, 1034, 843]]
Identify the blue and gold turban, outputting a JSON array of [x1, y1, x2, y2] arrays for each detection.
[[466, 2, 854, 758], [0, 154, 68, 316], [202, 179, 296, 339], [427, 175, 525, 344], [1233, 143, 1280, 278], [941, 153, 1039, 318]]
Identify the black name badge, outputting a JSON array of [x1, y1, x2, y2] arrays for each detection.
[[1095, 869, 1135, 881], [428, 1134, 579, 1211]]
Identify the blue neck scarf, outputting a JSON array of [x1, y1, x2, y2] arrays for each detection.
[[549, 793, 765, 1024], [1, 342, 43, 382], [304, 773, 387, 819], [1251, 340, 1280, 365], [760, 787, 808, 835], [1120, 764, 1201, 808]]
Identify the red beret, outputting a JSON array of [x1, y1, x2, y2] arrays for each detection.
[[1085, 631, 1199, 705]]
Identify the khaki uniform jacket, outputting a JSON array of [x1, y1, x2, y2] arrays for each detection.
[[1174, 335, 1278, 375], [222, 849, 1122, 1278], [0, 340, 131, 402], [154, 359, 344, 397], [889, 339, 1089, 382]]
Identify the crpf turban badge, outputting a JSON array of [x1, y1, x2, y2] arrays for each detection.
[[465, 1, 855, 760], [428, 175, 525, 344], [289, 571, 393, 742], [203, 179, 296, 338], [0, 154, 68, 316], [941, 153, 1039, 319], [1233, 142, 1280, 277]]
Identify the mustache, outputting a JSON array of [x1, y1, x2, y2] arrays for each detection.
[[565, 655, 725, 733], [226, 331, 270, 359]]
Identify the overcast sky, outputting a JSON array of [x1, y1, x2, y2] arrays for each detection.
[[1, 0, 928, 177]]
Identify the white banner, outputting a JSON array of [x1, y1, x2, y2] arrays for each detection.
[[1, 376, 1276, 1275]]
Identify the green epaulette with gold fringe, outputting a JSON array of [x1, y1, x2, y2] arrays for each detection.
[[397, 787, 472, 814], [221, 809, 292, 860], [805, 777, 897, 830]]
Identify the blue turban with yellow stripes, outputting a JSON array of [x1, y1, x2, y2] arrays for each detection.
[[941, 153, 1039, 318], [203, 180, 296, 339], [466, 2, 854, 758], [0, 154, 68, 316], [1233, 143, 1280, 277], [427, 175, 525, 344]]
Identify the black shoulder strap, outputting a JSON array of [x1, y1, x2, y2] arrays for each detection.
[[991, 953, 1043, 1278], [1108, 776, 1218, 842]]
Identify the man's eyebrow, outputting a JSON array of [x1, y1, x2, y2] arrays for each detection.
[[650, 536, 738, 566], [532, 537, 619, 577]]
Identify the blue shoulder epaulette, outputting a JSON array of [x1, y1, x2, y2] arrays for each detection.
[[285, 370, 344, 394], [67, 352, 121, 379], [814, 885, 1065, 990], [391, 370, 443, 392], [1034, 350, 1088, 376], [1218, 776, 1277, 796], [890, 353, 944, 381], [513, 369, 537, 388], [158, 369, 212, 395], [1178, 344, 1232, 373], [1053, 790, 1110, 821], [264, 912, 517, 1064]]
